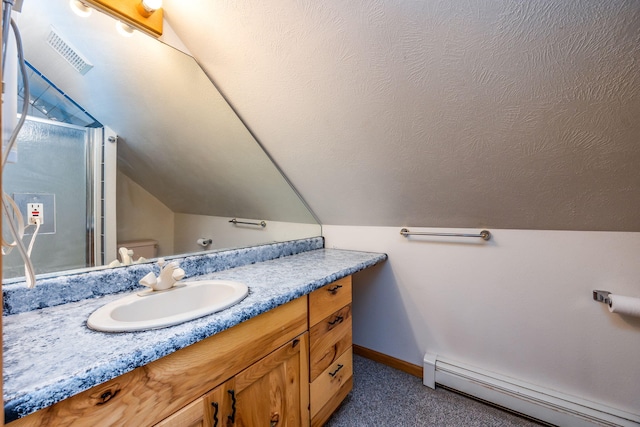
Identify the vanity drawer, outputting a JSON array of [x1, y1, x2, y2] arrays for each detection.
[[309, 276, 352, 326], [310, 347, 353, 422], [309, 304, 352, 381]]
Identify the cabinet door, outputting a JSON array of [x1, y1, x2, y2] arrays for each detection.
[[204, 378, 237, 427], [207, 334, 309, 427]]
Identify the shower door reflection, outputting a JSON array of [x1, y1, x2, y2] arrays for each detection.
[[3, 118, 103, 278]]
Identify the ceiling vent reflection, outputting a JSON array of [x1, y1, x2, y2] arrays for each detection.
[[46, 26, 94, 75]]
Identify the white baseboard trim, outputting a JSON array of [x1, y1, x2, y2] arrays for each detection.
[[424, 355, 640, 427]]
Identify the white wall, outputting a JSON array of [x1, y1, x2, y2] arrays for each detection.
[[323, 225, 640, 415], [173, 213, 320, 255], [116, 171, 175, 257], [116, 172, 321, 258]]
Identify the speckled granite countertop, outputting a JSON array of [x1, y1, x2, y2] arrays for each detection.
[[3, 248, 386, 422]]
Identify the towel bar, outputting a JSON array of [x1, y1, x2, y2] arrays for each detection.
[[229, 218, 267, 228], [400, 228, 491, 241]]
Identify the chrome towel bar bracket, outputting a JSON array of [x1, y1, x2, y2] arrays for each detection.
[[400, 228, 491, 241]]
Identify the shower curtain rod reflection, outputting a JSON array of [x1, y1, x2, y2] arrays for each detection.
[[229, 218, 267, 228], [400, 228, 491, 241]]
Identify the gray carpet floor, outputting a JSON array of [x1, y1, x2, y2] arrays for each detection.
[[325, 355, 546, 427]]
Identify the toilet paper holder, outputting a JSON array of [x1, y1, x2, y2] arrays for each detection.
[[197, 238, 213, 247], [592, 290, 612, 306]]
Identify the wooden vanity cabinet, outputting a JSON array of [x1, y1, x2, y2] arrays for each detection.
[[202, 334, 308, 427], [159, 275, 354, 427], [157, 334, 309, 427], [9, 297, 308, 427], [308, 276, 353, 427], [8, 276, 355, 427]]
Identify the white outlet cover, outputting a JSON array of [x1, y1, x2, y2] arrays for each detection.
[[12, 193, 56, 234]]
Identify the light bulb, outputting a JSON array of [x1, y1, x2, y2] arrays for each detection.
[[116, 21, 135, 37], [69, 0, 92, 17], [138, 0, 162, 17]]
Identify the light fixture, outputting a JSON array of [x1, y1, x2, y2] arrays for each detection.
[[80, 0, 163, 37], [137, 0, 162, 18], [69, 0, 92, 17], [116, 21, 135, 37]]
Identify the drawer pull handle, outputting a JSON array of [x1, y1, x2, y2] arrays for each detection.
[[327, 315, 344, 327], [327, 284, 343, 294], [211, 402, 219, 427], [329, 364, 344, 377], [228, 390, 236, 423]]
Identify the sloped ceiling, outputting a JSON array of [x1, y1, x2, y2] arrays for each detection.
[[164, 0, 640, 231]]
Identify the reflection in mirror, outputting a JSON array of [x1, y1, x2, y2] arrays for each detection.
[[3, 118, 103, 278], [3, 0, 320, 281]]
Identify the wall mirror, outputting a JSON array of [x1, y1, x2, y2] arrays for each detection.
[[3, 0, 320, 281]]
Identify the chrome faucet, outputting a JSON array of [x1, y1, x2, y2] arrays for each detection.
[[139, 258, 186, 292]]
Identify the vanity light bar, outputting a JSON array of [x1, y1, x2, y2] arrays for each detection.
[[82, 0, 163, 37]]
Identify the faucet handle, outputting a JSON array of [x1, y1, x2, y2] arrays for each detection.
[[172, 267, 185, 281], [119, 247, 132, 265], [139, 272, 157, 288]]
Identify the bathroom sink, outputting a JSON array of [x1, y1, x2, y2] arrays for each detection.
[[87, 280, 249, 332]]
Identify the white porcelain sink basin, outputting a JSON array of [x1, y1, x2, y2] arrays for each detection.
[[87, 280, 249, 332]]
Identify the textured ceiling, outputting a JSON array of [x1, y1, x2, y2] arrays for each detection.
[[164, 0, 640, 231]]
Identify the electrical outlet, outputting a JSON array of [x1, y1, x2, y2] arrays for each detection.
[[27, 203, 43, 225], [13, 193, 56, 234]]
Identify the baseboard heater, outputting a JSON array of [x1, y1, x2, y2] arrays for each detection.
[[423, 353, 640, 427]]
